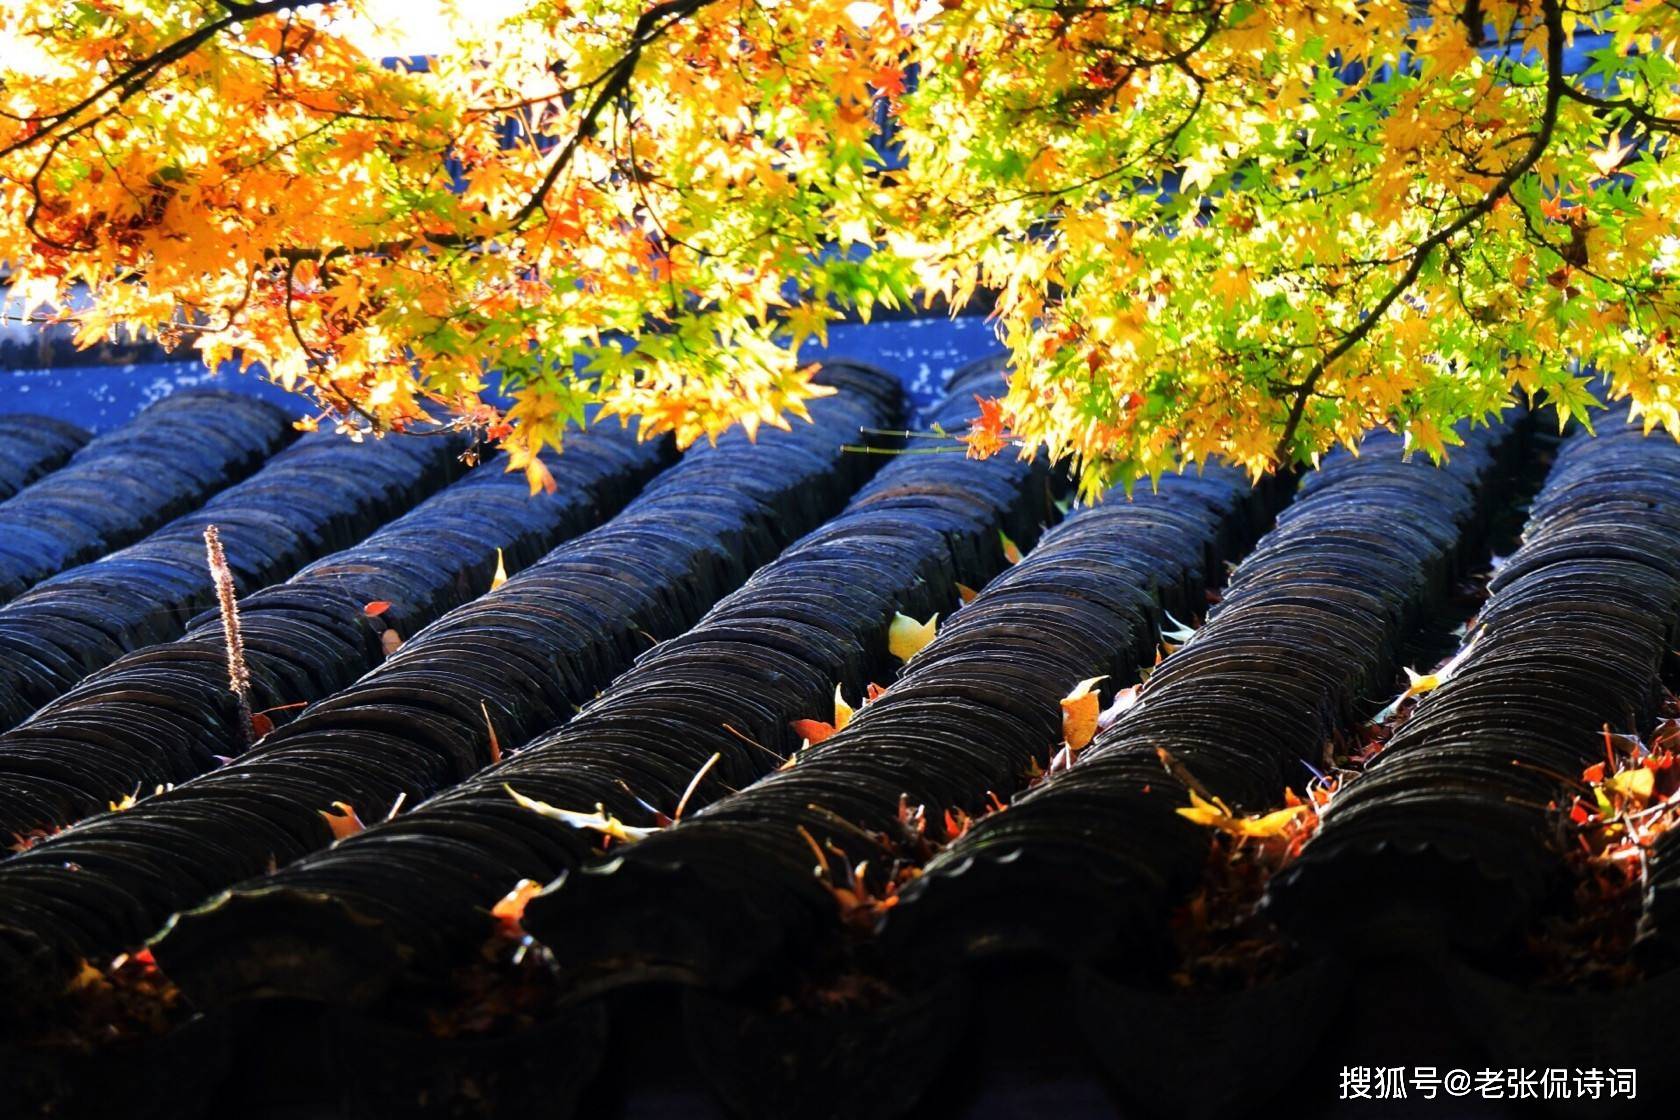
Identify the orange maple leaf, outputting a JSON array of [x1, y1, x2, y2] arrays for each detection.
[[491, 879, 543, 937], [1060, 675, 1106, 752], [791, 718, 838, 745], [320, 800, 366, 840]]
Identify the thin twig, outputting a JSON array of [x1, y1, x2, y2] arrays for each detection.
[[672, 752, 722, 822]]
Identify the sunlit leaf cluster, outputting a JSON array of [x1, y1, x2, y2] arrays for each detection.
[[5, 0, 1680, 492]]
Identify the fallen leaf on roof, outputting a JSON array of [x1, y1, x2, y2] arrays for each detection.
[[1060, 675, 1107, 751], [505, 785, 655, 844], [1160, 610, 1198, 652], [320, 800, 365, 840], [491, 879, 543, 937], [1097, 683, 1141, 731], [791, 708, 840, 745], [833, 684, 856, 731], [1176, 789, 1312, 839], [888, 611, 937, 662]]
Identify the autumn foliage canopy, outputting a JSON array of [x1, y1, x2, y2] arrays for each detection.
[[4, 0, 1680, 493]]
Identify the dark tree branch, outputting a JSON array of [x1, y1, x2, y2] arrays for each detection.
[[1559, 83, 1680, 134], [500, 0, 714, 233], [1, 1, 331, 158], [1270, 0, 1570, 464], [269, 0, 717, 265]]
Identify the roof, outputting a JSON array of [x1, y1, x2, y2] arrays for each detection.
[[0, 356, 1673, 1120]]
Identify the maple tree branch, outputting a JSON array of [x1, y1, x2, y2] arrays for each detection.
[[503, 0, 714, 233], [0, 0, 330, 159], [1086, 3, 1226, 70], [1270, 0, 1569, 465], [1558, 83, 1680, 134], [265, 0, 717, 267], [10, 0, 340, 253], [281, 253, 328, 373], [990, 66, 1206, 208], [24, 120, 104, 251]]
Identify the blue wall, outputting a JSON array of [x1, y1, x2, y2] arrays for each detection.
[[0, 314, 1004, 431]]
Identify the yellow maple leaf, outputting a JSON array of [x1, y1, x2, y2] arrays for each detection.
[[1589, 137, 1634, 178], [1402, 667, 1441, 697], [1060, 675, 1107, 752], [505, 786, 655, 843], [833, 683, 856, 731], [66, 960, 108, 993], [1608, 767, 1655, 804], [1230, 803, 1313, 839], [1176, 788, 1235, 828], [1209, 265, 1250, 311], [888, 611, 938, 662], [783, 302, 837, 349], [1177, 789, 1310, 838]]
